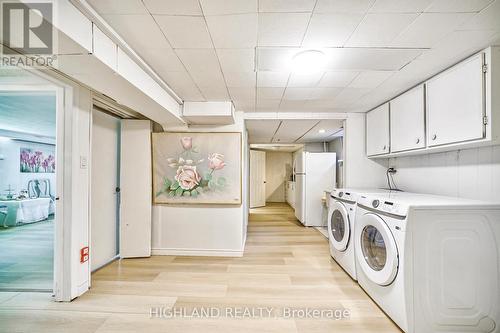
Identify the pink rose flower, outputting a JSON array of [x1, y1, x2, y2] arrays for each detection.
[[175, 165, 201, 190], [208, 153, 226, 171], [180, 137, 192, 150]]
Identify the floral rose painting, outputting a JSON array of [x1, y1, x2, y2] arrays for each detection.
[[20, 148, 56, 173], [152, 132, 241, 204]]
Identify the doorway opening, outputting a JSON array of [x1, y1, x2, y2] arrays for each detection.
[[0, 87, 59, 292], [246, 119, 344, 233]]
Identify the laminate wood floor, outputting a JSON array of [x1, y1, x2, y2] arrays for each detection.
[[0, 203, 401, 333]]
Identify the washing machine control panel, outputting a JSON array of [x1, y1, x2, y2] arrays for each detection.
[[358, 195, 409, 218]]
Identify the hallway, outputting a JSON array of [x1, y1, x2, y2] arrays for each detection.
[[0, 203, 400, 333]]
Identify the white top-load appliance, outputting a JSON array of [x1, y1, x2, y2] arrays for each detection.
[[294, 152, 336, 227], [328, 188, 394, 280], [354, 192, 500, 333]]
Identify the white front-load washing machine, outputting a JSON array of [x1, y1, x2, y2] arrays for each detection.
[[327, 188, 392, 280], [354, 192, 500, 333]]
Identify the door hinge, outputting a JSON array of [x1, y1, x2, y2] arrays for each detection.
[[482, 64, 488, 73], [483, 116, 489, 125]]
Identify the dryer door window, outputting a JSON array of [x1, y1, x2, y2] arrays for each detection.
[[356, 213, 399, 286], [328, 200, 350, 252], [361, 225, 386, 271]]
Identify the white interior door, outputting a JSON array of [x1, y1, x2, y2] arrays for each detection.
[[120, 120, 152, 258], [91, 110, 120, 271], [250, 150, 266, 208]]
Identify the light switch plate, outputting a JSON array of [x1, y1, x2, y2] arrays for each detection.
[[80, 156, 88, 169]]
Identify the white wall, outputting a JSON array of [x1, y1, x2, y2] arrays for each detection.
[[0, 140, 56, 197], [344, 114, 388, 188], [151, 112, 248, 257], [328, 137, 344, 187], [265, 152, 293, 202], [389, 145, 500, 201]]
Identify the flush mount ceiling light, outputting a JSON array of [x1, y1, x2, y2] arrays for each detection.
[[291, 50, 326, 73], [318, 129, 326, 134]]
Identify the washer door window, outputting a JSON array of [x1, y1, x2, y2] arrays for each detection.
[[328, 200, 350, 252], [356, 213, 398, 286]]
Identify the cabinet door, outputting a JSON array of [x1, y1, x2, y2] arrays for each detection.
[[366, 103, 390, 156], [426, 53, 485, 147], [390, 85, 426, 153]]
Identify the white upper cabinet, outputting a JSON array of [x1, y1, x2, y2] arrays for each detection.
[[426, 53, 485, 147], [366, 103, 390, 156], [390, 85, 425, 153]]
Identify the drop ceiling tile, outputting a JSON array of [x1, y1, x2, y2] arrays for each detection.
[[256, 98, 282, 109], [199, 84, 230, 100], [425, 0, 494, 13], [458, 0, 500, 30], [348, 71, 394, 88], [258, 13, 311, 46], [392, 13, 474, 47], [233, 99, 256, 111], [229, 87, 256, 101], [161, 71, 204, 101], [200, 0, 257, 15], [140, 47, 185, 73], [279, 100, 310, 110], [318, 71, 359, 87], [305, 99, 338, 108], [176, 49, 220, 73], [87, 0, 147, 14], [287, 72, 324, 87], [224, 72, 256, 87], [346, 13, 419, 46], [299, 119, 344, 142], [189, 69, 226, 88], [217, 49, 255, 72], [302, 13, 364, 47], [256, 48, 297, 71], [369, 0, 434, 13], [334, 87, 371, 103], [283, 87, 315, 100], [143, 0, 202, 15], [246, 119, 279, 141], [273, 119, 319, 142], [257, 71, 290, 87], [258, 0, 316, 12], [103, 14, 170, 50], [155, 15, 212, 48], [257, 87, 285, 99], [315, 0, 375, 13], [323, 48, 423, 71], [206, 14, 258, 48], [310, 87, 343, 99]]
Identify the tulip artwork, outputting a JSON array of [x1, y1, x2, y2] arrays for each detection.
[[152, 132, 241, 204], [20, 147, 56, 173]]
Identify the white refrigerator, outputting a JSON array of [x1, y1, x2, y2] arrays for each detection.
[[294, 152, 336, 226]]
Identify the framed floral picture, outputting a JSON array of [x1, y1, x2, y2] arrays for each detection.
[[152, 132, 242, 205]]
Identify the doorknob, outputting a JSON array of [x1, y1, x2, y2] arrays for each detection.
[[115, 187, 121, 193], [432, 134, 437, 140], [263, 181, 266, 184], [416, 138, 420, 144]]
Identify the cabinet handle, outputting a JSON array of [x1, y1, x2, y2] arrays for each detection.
[[432, 134, 437, 140], [383, 145, 387, 151], [416, 138, 420, 144]]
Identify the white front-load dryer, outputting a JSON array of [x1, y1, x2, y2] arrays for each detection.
[[354, 192, 500, 333]]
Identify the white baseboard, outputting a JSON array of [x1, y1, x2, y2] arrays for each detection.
[[152, 247, 244, 257]]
